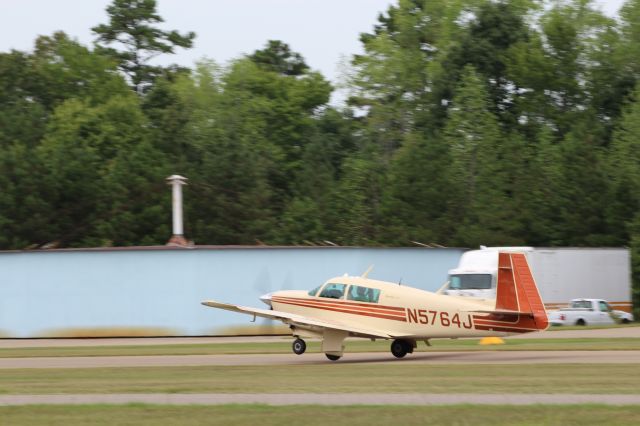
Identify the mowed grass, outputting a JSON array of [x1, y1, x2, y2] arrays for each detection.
[[1, 404, 640, 426], [1, 364, 639, 395], [2, 337, 640, 358]]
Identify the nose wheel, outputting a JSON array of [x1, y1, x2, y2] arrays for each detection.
[[292, 338, 306, 355]]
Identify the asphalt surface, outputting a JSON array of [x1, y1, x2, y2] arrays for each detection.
[[1, 393, 640, 406], [0, 350, 638, 369]]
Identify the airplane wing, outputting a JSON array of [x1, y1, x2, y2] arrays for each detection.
[[201, 299, 392, 339]]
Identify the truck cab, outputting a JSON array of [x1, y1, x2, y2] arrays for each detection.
[[444, 247, 534, 299]]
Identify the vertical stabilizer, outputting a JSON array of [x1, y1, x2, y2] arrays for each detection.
[[495, 252, 549, 330]]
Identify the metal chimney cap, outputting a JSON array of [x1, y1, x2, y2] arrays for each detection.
[[166, 175, 188, 184]]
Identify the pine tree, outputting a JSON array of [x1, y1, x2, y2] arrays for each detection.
[[93, 0, 195, 94], [443, 66, 519, 246]]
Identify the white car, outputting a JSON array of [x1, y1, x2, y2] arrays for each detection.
[[548, 299, 634, 326]]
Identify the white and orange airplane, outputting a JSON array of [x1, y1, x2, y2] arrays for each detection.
[[202, 252, 549, 361]]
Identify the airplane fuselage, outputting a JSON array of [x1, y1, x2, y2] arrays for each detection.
[[269, 275, 546, 340], [204, 252, 549, 360]]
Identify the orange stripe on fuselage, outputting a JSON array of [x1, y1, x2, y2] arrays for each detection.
[[273, 296, 405, 313], [272, 296, 406, 316], [272, 297, 408, 320], [272, 297, 407, 322]]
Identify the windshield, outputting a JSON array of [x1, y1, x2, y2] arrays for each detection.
[[449, 274, 492, 290], [308, 285, 322, 296], [319, 283, 347, 299]]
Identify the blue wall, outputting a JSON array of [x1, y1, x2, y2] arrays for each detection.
[[0, 247, 464, 337]]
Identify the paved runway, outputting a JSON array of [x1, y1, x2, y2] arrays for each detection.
[[1, 350, 638, 369], [1, 393, 640, 406]]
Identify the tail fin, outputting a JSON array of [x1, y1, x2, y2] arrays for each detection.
[[495, 252, 548, 330]]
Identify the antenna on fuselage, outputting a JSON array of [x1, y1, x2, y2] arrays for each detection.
[[398, 278, 402, 286], [361, 265, 374, 278]]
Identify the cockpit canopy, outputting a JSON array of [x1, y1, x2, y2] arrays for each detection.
[[308, 282, 380, 303]]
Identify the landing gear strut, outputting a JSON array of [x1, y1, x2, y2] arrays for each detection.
[[390, 339, 414, 359], [292, 338, 306, 355]]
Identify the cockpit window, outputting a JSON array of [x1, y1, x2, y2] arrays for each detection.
[[308, 285, 322, 297], [347, 285, 380, 303], [318, 283, 347, 299]]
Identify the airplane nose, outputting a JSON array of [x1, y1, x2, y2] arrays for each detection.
[[259, 292, 273, 307]]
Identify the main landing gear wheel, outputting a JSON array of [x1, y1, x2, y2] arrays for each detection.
[[292, 338, 306, 355], [390, 339, 413, 359], [325, 354, 341, 361]]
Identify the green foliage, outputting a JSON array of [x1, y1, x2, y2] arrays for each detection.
[[32, 32, 130, 108], [161, 58, 332, 244], [92, 0, 195, 94], [327, 151, 386, 245], [443, 66, 520, 246], [349, 0, 467, 156], [2, 0, 640, 318], [607, 83, 640, 306], [0, 51, 48, 148], [33, 95, 168, 247], [249, 40, 309, 76], [380, 132, 451, 244], [436, 0, 532, 128]]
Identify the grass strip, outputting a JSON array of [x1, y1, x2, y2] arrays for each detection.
[[1, 404, 640, 426], [548, 324, 640, 331], [1, 364, 638, 395], [2, 338, 640, 358]]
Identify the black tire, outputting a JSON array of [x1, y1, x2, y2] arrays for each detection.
[[576, 318, 587, 326], [390, 339, 408, 358], [325, 354, 341, 361], [404, 340, 414, 354], [292, 338, 306, 355], [622, 318, 630, 324]]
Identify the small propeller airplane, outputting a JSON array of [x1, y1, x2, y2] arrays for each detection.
[[202, 252, 549, 361]]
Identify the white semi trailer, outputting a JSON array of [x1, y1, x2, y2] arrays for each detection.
[[443, 247, 632, 313]]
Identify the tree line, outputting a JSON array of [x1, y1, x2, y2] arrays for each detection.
[[1, 0, 639, 310]]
